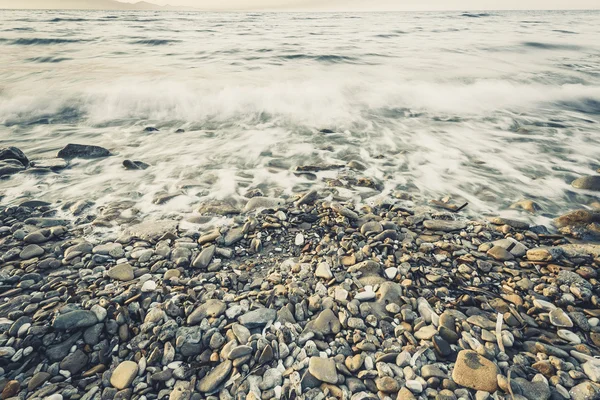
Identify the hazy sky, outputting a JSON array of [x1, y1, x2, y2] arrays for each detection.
[[3, 0, 600, 11], [126, 0, 600, 10]]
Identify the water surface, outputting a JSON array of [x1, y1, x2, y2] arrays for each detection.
[[1, 10, 600, 224]]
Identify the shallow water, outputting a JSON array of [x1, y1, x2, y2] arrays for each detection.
[[1, 9, 600, 224]]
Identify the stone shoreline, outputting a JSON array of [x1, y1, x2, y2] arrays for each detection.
[[1, 189, 600, 400], [1, 143, 600, 400]]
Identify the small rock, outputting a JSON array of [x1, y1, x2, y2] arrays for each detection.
[[107, 263, 135, 281], [110, 360, 139, 390], [198, 360, 232, 392]]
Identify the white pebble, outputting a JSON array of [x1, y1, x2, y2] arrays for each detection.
[[141, 280, 157, 292], [295, 233, 305, 246], [406, 380, 423, 393], [384, 267, 398, 280]]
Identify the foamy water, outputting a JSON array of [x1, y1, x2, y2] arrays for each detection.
[[1, 9, 600, 224]]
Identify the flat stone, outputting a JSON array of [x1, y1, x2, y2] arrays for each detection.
[[238, 308, 277, 328], [110, 360, 138, 390], [187, 299, 226, 325], [414, 325, 438, 340], [20, 244, 44, 260], [488, 217, 529, 229], [467, 315, 496, 330], [198, 360, 232, 392], [28, 371, 51, 391], [406, 380, 423, 393], [492, 238, 528, 257], [308, 357, 337, 384], [452, 350, 499, 392], [227, 345, 253, 360], [549, 308, 573, 328], [58, 143, 111, 159], [53, 310, 98, 330], [423, 220, 467, 232], [487, 246, 514, 261], [527, 247, 562, 262], [192, 245, 215, 269], [107, 263, 134, 281], [421, 365, 447, 379], [557, 329, 581, 344]]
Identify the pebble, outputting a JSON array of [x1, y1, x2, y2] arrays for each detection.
[[110, 360, 139, 390]]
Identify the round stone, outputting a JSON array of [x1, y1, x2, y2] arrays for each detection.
[[110, 360, 138, 390]]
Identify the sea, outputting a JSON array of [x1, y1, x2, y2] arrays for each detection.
[[1, 9, 599, 226]]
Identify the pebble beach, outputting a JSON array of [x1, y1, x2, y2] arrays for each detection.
[[1, 143, 600, 400]]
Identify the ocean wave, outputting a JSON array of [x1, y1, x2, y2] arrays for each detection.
[[1, 78, 599, 128], [461, 13, 492, 18], [49, 18, 90, 22], [522, 41, 582, 50], [129, 39, 181, 46], [26, 56, 71, 63], [279, 54, 361, 63], [10, 38, 84, 45]]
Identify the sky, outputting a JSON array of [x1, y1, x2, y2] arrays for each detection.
[[115, 0, 600, 10], [2, 0, 600, 11]]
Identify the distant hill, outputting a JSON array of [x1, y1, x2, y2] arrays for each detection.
[[0, 0, 197, 10]]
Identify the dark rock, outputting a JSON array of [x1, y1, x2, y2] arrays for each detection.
[[123, 160, 150, 170], [60, 349, 89, 375], [57, 143, 111, 159], [0, 146, 29, 166], [53, 310, 98, 330]]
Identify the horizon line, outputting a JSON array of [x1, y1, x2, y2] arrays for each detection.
[[1, 7, 599, 12]]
